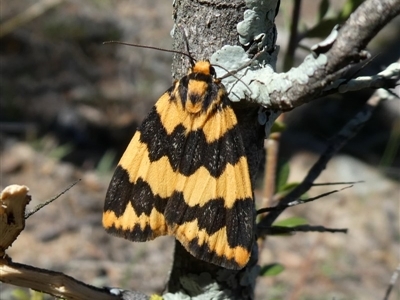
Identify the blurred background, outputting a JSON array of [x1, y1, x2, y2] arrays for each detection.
[[1, 0, 399, 299]]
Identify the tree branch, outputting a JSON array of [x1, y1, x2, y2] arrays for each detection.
[[211, 0, 400, 112], [269, 0, 400, 109], [0, 184, 148, 300], [326, 0, 400, 73], [0, 185, 31, 256], [0, 258, 122, 300]]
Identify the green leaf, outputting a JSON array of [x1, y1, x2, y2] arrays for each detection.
[[31, 291, 45, 300], [273, 217, 308, 228], [49, 143, 74, 160], [96, 149, 117, 174], [270, 120, 286, 133], [340, 0, 364, 19], [275, 161, 290, 193], [277, 182, 300, 193], [11, 289, 29, 300], [318, 0, 330, 21], [259, 263, 285, 276]]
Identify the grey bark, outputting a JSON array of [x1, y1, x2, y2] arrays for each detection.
[[164, 0, 400, 299], [167, 0, 280, 299]]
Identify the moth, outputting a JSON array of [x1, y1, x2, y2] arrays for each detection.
[[103, 59, 254, 270]]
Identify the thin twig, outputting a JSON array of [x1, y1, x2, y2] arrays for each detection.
[[257, 89, 385, 233], [265, 225, 348, 235], [283, 0, 302, 71], [260, 132, 280, 215], [24, 179, 81, 219], [257, 185, 353, 215], [383, 264, 400, 300], [312, 181, 364, 186], [0, 0, 64, 38]]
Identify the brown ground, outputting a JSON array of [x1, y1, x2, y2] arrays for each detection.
[[1, 1, 399, 299]]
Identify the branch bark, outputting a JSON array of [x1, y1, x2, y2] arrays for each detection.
[[209, 0, 400, 112], [326, 0, 400, 73], [0, 258, 120, 300], [0, 185, 141, 299], [269, 0, 400, 109], [167, 1, 279, 299], [166, 0, 399, 298]]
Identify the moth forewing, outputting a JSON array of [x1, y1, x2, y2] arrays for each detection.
[[103, 60, 254, 269]]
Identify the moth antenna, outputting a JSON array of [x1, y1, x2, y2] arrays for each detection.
[[103, 40, 195, 62], [218, 50, 265, 80], [213, 63, 251, 93], [214, 50, 266, 94], [176, 25, 196, 67], [228, 73, 252, 94]]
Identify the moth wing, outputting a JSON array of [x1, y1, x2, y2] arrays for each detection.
[[103, 92, 177, 241], [164, 104, 254, 270]]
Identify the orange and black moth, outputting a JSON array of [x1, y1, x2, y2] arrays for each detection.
[[103, 60, 254, 270]]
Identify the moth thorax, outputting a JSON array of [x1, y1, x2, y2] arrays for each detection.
[[185, 80, 208, 114], [185, 100, 203, 114]]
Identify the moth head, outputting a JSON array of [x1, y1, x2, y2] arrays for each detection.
[[191, 60, 216, 78]]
